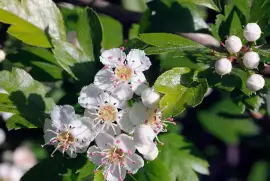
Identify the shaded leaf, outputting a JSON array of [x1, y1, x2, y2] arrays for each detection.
[[77, 8, 102, 61], [198, 98, 259, 144]]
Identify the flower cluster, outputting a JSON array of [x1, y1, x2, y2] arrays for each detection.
[[43, 48, 174, 181], [214, 23, 265, 92]]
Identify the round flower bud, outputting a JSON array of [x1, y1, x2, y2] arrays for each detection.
[[244, 23, 262, 42], [225, 35, 242, 53], [243, 51, 260, 69], [215, 58, 232, 75], [141, 87, 160, 108], [0, 50, 6, 63], [143, 146, 159, 161], [246, 74, 265, 91]]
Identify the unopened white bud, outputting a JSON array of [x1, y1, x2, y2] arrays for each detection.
[[0, 50, 6, 62], [243, 51, 260, 69], [244, 23, 262, 42], [215, 58, 232, 75], [141, 87, 160, 108], [143, 146, 159, 161], [225, 35, 242, 53], [246, 74, 265, 91]]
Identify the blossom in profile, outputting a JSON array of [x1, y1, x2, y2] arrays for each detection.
[[42, 105, 96, 158], [87, 133, 144, 181]]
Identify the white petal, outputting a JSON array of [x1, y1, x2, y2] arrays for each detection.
[[127, 49, 151, 72], [94, 69, 114, 91], [87, 146, 103, 166], [112, 84, 133, 101], [95, 132, 115, 150], [100, 48, 126, 67], [50, 105, 76, 125], [117, 109, 135, 134], [101, 92, 122, 108], [105, 163, 126, 181], [103, 123, 121, 136], [130, 73, 148, 96], [134, 125, 156, 148], [129, 102, 148, 125], [124, 154, 144, 174], [115, 134, 136, 153], [0, 129, 6, 146], [78, 84, 102, 109], [43, 118, 57, 145], [143, 145, 159, 161]]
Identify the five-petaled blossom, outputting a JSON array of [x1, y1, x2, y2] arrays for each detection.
[[87, 133, 144, 181], [42, 105, 96, 158], [94, 48, 151, 101], [79, 84, 135, 135]]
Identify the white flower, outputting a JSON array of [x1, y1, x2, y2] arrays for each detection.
[[244, 23, 262, 42], [215, 58, 232, 75], [133, 125, 159, 161], [94, 48, 151, 100], [42, 105, 96, 158], [225, 35, 242, 53], [246, 74, 265, 92], [13, 146, 37, 171], [141, 87, 160, 108], [0, 49, 6, 63], [0, 129, 5, 146], [79, 84, 135, 135], [0, 163, 24, 181], [243, 51, 260, 69], [129, 102, 175, 134], [87, 133, 144, 181]]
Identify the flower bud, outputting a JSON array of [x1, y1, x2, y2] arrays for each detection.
[[143, 146, 159, 161], [215, 58, 232, 75], [0, 50, 6, 63], [244, 23, 262, 42], [225, 35, 242, 53], [141, 87, 160, 108], [246, 74, 265, 91], [243, 51, 260, 69]]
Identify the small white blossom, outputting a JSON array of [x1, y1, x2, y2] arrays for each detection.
[[133, 125, 159, 161], [225, 35, 242, 53], [243, 51, 260, 69], [215, 58, 232, 75], [79, 84, 135, 135], [0, 49, 6, 63], [13, 146, 37, 171], [141, 87, 160, 108], [94, 48, 151, 100], [42, 105, 96, 158], [87, 133, 144, 181], [0, 129, 5, 146], [0, 163, 24, 181], [246, 74, 265, 92], [244, 23, 262, 42]]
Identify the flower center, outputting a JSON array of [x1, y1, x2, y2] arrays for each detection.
[[108, 148, 125, 163], [114, 65, 133, 81], [98, 105, 118, 122], [57, 131, 75, 145]]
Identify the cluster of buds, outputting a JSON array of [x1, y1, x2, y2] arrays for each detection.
[[214, 23, 265, 92]]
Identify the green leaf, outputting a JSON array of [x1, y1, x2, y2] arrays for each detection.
[[77, 8, 102, 61], [138, 33, 204, 55], [0, 93, 18, 113], [140, 0, 208, 33], [178, 0, 220, 12], [248, 161, 269, 181], [198, 98, 259, 144], [52, 40, 96, 84], [0, 0, 66, 47], [211, 5, 244, 40], [0, 68, 55, 129], [21, 155, 96, 181], [231, 68, 253, 96], [99, 15, 123, 49], [122, 0, 147, 12], [154, 68, 208, 118]]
